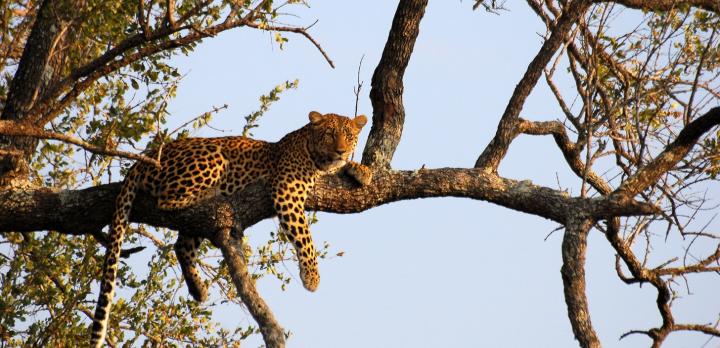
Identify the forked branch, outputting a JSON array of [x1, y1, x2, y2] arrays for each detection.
[[474, 0, 592, 172]]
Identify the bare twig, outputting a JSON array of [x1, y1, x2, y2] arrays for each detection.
[[353, 54, 365, 117]]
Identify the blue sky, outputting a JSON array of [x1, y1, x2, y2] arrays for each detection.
[[161, 1, 720, 347]]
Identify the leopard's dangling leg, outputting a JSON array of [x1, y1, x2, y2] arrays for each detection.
[[271, 174, 319, 292], [174, 235, 208, 302]]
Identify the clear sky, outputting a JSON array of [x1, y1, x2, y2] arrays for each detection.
[[159, 1, 719, 347]]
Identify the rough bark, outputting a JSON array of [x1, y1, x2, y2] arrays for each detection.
[[361, 0, 428, 169], [0, 0, 68, 186], [211, 205, 286, 348], [561, 215, 601, 348], [0, 169, 659, 237]]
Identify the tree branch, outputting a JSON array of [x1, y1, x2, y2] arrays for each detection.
[[361, 0, 428, 169], [518, 118, 614, 194], [0, 0, 71, 185], [0, 120, 161, 167], [211, 205, 286, 348], [241, 21, 334, 69], [474, 0, 592, 172], [561, 215, 601, 348], [614, 107, 720, 198], [0, 168, 658, 237]]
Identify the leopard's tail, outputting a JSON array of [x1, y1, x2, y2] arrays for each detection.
[[90, 169, 140, 348]]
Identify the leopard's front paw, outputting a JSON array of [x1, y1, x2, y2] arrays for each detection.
[[345, 162, 373, 186]]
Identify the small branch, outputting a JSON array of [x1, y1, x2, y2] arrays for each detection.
[[91, 230, 147, 258], [242, 21, 335, 68], [137, 0, 151, 39], [614, 107, 720, 198], [165, 0, 177, 29], [0, 149, 24, 157], [0, 120, 161, 167], [654, 245, 720, 276], [673, 323, 720, 337], [518, 118, 613, 194], [619, 329, 651, 340], [168, 104, 229, 137]]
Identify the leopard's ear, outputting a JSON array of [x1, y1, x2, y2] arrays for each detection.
[[353, 115, 367, 128], [309, 111, 324, 124]]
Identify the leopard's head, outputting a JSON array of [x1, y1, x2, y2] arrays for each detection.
[[306, 111, 367, 171]]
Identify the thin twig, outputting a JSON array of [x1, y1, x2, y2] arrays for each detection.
[[242, 20, 335, 68], [353, 54, 365, 117]]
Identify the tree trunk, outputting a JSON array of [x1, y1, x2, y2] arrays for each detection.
[[0, 0, 68, 186]]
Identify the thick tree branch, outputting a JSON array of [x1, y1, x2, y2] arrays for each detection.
[[211, 205, 286, 348], [361, 0, 428, 169], [0, 0, 70, 185], [474, 0, 592, 172], [561, 215, 601, 348], [0, 168, 658, 237]]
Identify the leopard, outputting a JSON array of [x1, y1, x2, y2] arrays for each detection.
[[90, 111, 372, 347]]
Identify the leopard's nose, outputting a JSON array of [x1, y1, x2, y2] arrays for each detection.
[[335, 137, 348, 154], [335, 144, 348, 156]]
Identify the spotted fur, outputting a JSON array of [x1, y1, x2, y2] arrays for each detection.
[[90, 112, 371, 347]]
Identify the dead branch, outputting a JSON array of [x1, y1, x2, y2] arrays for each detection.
[[242, 20, 335, 69]]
